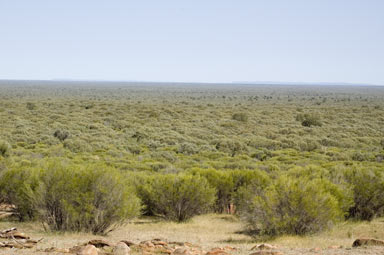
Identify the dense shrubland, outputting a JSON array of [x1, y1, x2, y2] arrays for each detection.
[[0, 81, 384, 236]]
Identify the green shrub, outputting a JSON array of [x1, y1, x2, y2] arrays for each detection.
[[138, 173, 216, 222], [232, 112, 248, 122], [189, 168, 234, 213], [237, 175, 344, 236], [0, 166, 40, 221], [0, 141, 11, 157], [36, 162, 141, 234], [53, 130, 69, 141], [344, 168, 384, 220], [296, 113, 322, 127]]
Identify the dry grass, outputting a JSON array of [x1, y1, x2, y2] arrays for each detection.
[[1, 215, 384, 254]]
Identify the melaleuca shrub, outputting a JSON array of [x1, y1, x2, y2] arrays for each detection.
[[237, 175, 345, 236], [0, 166, 40, 221], [140, 173, 216, 222], [344, 167, 384, 220], [35, 161, 141, 234]]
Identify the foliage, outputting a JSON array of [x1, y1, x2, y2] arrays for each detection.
[[232, 112, 248, 122], [237, 174, 345, 236], [137, 173, 216, 222], [53, 130, 69, 142], [296, 113, 322, 127], [35, 161, 141, 234], [344, 167, 384, 221], [0, 140, 10, 157], [0, 165, 40, 221]]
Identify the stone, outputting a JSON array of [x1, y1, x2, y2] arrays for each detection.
[[88, 239, 114, 248], [113, 242, 130, 255], [119, 240, 136, 247], [77, 245, 98, 255], [4, 231, 30, 239], [249, 251, 283, 255], [44, 247, 71, 253], [173, 247, 189, 255], [250, 244, 276, 250], [352, 238, 384, 247]]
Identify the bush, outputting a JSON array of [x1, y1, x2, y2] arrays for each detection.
[[189, 168, 234, 213], [53, 130, 69, 141], [232, 112, 248, 122], [138, 173, 216, 222], [344, 168, 384, 220], [237, 175, 345, 236], [36, 162, 141, 234], [0, 141, 11, 157], [296, 113, 322, 127], [0, 166, 40, 221]]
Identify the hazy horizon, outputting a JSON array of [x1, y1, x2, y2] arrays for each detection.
[[1, 1, 383, 84]]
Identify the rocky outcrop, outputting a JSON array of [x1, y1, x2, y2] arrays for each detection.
[[352, 238, 384, 247]]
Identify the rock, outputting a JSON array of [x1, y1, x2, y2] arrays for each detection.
[[224, 246, 236, 251], [3, 231, 30, 239], [352, 238, 384, 247], [327, 245, 341, 249], [119, 240, 136, 247], [44, 247, 71, 253], [249, 252, 283, 255], [88, 239, 114, 248], [78, 244, 98, 255], [141, 240, 155, 247], [173, 247, 189, 255], [113, 242, 130, 255], [153, 240, 168, 246], [206, 248, 230, 255], [250, 244, 277, 250]]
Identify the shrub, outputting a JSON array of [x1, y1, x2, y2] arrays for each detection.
[[36, 162, 141, 234], [0, 166, 40, 221], [53, 130, 69, 141], [139, 173, 216, 222], [237, 175, 344, 236], [189, 168, 234, 213], [344, 168, 384, 220], [296, 113, 322, 127], [232, 112, 248, 122], [0, 141, 11, 157]]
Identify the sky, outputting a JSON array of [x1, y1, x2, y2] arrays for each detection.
[[0, 1, 383, 84]]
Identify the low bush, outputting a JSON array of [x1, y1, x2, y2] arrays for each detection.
[[344, 167, 384, 220], [237, 175, 345, 236], [35, 162, 141, 234], [138, 173, 216, 222], [232, 112, 248, 122], [296, 113, 322, 127], [0, 140, 11, 157], [0, 166, 40, 221]]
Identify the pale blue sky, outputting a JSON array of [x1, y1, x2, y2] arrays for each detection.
[[0, 1, 383, 84]]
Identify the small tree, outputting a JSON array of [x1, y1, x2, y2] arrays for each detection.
[[36, 162, 141, 234], [237, 175, 345, 236], [0, 166, 40, 221], [344, 168, 384, 220], [140, 174, 216, 222]]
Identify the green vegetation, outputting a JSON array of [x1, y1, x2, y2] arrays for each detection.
[[136, 173, 215, 222], [0, 81, 383, 236]]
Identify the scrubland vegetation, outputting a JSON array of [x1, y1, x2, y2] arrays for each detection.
[[0, 81, 384, 238]]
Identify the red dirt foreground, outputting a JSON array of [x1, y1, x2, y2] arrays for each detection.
[[2, 228, 384, 255]]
